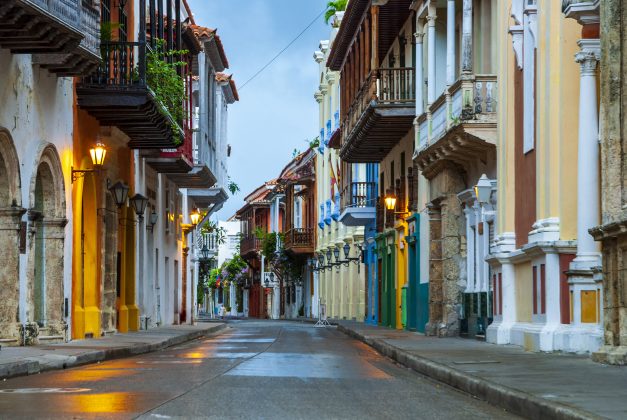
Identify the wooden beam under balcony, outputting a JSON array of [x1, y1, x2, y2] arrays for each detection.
[[76, 86, 183, 149], [340, 105, 414, 163], [0, 0, 83, 54]]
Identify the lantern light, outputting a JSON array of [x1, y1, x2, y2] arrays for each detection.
[[326, 249, 332, 263], [129, 193, 149, 220], [190, 209, 201, 226], [333, 247, 340, 262], [109, 181, 129, 208], [343, 243, 351, 259], [149, 209, 158, 227], [318, 253, 325, 267], [474, 174, 492, 204], [89, 141, 107, 168], [201, 244, 210, 260], [384, 188, 397, 211]]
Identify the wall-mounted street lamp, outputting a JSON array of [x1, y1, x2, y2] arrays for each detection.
[[384, 188, 397, 211], [129, 194, 149, 221], [72, 141, 107, 183], [147, 209, 158, 232], [109, 181, 130, 208], [200, 243, 210, 261], [107, 181, 148, 223], [190, 208, 201, 226], [474, 174, 492, 204]]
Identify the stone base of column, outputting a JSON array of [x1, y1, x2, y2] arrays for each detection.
[[592, 346, 627, 365]]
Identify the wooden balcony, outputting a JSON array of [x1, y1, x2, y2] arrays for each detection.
[[284, 227, 314, 254], [0, 0, 82, 53], [414, 75, 498, 179], [76, 41, 184, 149], [240, 236, 261, 257], [145, 130, 194, 174], [0, 0, 101, 76], [339, 181, 377, 226], [340, 68, 415, 163]]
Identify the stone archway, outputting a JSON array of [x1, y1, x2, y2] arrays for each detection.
[[27, 144, 67, 343], [0, 128, 23, 343]]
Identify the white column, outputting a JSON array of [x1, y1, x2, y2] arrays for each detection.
[[427, 13, 437, 104], [446, 0, 456, 85], [461, 0, 473, 73], [572, 39, 601, 269], [243, 289, 249, 317], [230, 282, 237, 316], [415, 18, 425, 115], [273, 284, 280, 319]]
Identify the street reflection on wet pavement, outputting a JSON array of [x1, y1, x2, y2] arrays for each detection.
[[0, 320, 517, 419]]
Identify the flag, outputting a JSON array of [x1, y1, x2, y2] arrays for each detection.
[[329, 154, 337, 196]]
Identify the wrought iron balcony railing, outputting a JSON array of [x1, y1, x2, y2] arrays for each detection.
[[340, 181, 377, 213]]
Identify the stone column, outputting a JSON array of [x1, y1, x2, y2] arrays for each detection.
[[427, 11, 437, 104], [425, 205, 442, 335], [572, 39, 601, 270], [0, 208, 25, 343], [461, 0, 473, 73], [446, 0, 456, 85]]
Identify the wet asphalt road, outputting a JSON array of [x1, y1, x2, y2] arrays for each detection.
[[0, 320, 517, 419]]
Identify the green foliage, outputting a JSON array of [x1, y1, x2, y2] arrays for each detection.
[[254, 227, 285, 262], [200, 220, 227, 246], [292, 148, 301, 158], [308, 136, 320, 150], [324, 0, 348, 25], [221, 254, 249, 284], [228, 177, 240, 195], [100, 22, 122, 42], [146, 39, 188, 145]]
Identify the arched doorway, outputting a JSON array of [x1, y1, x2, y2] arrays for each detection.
[[0, 128, 23, 343], [28, 144, 66, 343]]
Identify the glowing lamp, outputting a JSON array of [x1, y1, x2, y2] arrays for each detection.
[[89, 141, 107, 168], [384, 189, 397, 211], [190, 209, 201, 226]]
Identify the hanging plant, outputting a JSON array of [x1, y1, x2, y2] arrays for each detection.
[[145, 39, 189, 145]]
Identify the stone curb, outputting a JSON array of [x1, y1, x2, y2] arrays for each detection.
[[337, 324, 604, 420], [0, 323, 227, 381]]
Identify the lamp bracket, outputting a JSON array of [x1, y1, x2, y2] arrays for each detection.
[[71, 167, 98, 184]]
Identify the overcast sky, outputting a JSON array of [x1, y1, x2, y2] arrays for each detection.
[[187, 0, 330, 220]]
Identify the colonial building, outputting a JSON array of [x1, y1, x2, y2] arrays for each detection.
[[590, 0, 627, 364], [0, 0, 101, 344], [315, 18, 368, 323], [328, 0, 416, 329], [410, 0, 498, 337], [0, 0, 234, 344], [237, 181, 277, 318], [487, 0, 601, 353], [277, 149, 317, 319]]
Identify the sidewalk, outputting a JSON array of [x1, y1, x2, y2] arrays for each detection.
[[0, 322, 225, 380], [337, 321, 627, 420]]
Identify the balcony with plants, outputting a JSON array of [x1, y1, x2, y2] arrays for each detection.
[[0, 0, 101, 76], [76, 0, 197, 151]]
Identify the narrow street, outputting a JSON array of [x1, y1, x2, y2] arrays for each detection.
[[0, 321, 514, 419]]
